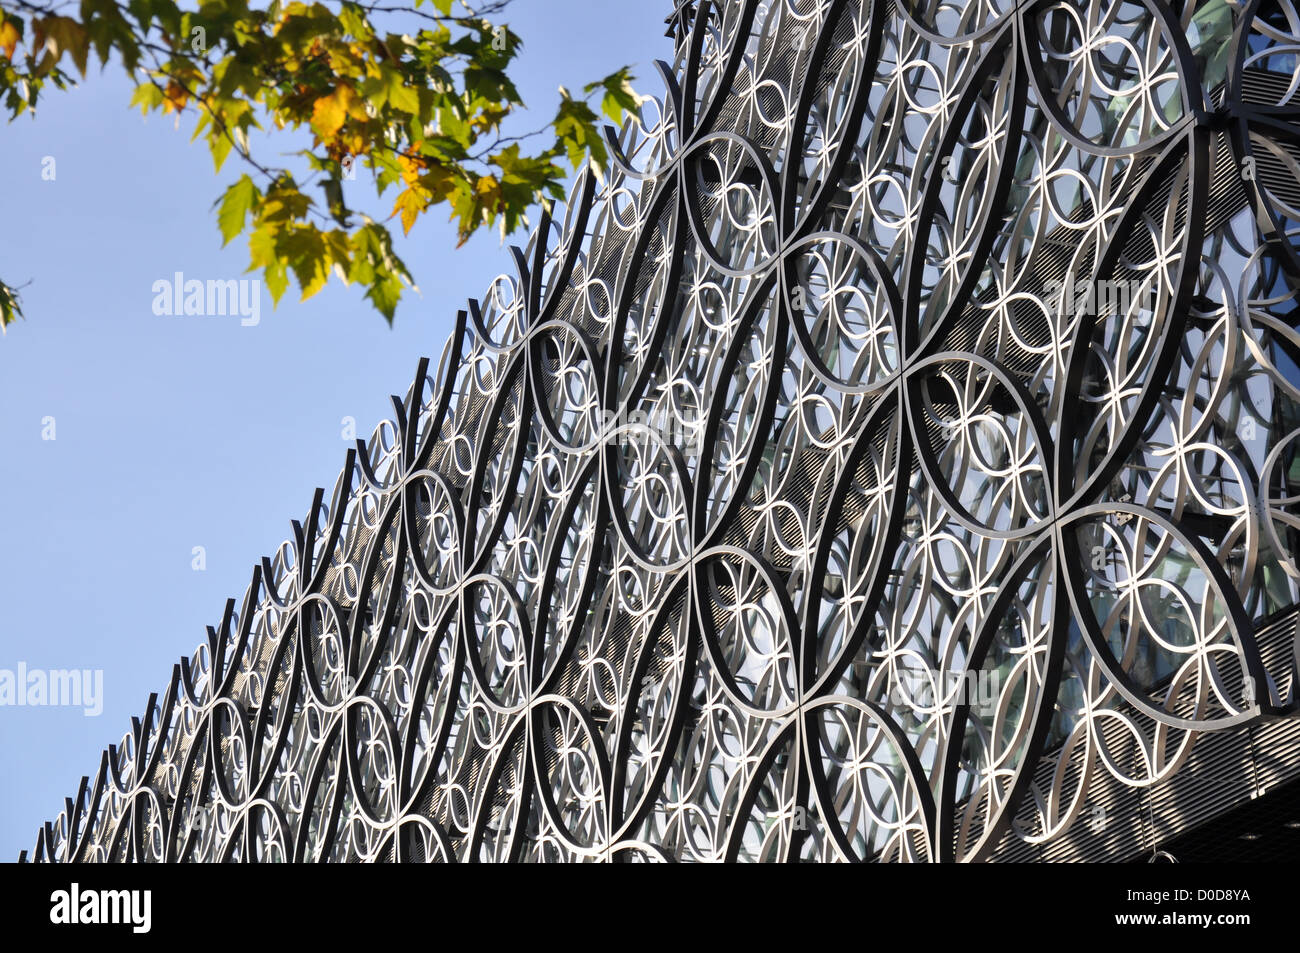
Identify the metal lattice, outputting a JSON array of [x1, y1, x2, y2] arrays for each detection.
[[26, 0, 1300, 863]]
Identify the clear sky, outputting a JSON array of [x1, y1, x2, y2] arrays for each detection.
[[0, 0, 670, 859]]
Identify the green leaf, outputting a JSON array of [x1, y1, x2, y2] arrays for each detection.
[[365, 270, 402, 322], [128, 81, 164, 114], [37, 16, 90, 76], [589, 67, 638, 125], [263, 260, 289, 304], [0, 281, 22, 329], [337, 3, 372, 40], [248, 224, 277, 269], [387, 70, 419, 115], [216, 174, 258, 246], [281, 226, 329, 300], [209, 130, 233, 171]]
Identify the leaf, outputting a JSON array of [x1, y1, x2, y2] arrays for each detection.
[[337, 3, 373, 40], [589, 67, 638, 125], [216, 174, 258, 246], [386, 71, 419, 115], [321, 176, 348, 226], [391, 185, 427, 235], [248, 224, 278, 269], [35, 17, 90, 76], [323, 229, 352, 276], [263, 260, 289, 304], [128, 81, 164, 114], [0, 280, 22, 329], [553, 97, 606, 170], [162, 80, 188, 114], [281, 226, 329, 300], [0, 17, 20, 61], [311, 84, 356, 140], [365, 270, 402, 322], [209, 130, 234, 171], [83, 8, 119, 70]]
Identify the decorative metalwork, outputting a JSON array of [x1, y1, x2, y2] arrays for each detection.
[[25, 0, 1300, 863]]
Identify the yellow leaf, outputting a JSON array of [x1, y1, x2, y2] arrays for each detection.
[[311, 84, 362, 141], [0, 20, 19, 61], [311, 91, 346, 140], [397, 154, 423, 185], [391, 187, 426, 235], [162, 81, 189, 115]]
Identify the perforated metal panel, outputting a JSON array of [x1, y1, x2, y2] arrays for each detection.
[[24, 0, 1300, 863]]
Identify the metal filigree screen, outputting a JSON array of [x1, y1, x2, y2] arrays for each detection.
[[26, 0, 1300, 863]]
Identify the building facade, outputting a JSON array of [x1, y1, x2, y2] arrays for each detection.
[[25, 0, 1300, 862]]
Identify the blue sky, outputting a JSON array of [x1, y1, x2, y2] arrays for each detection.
[[0, 0, 669, 858]]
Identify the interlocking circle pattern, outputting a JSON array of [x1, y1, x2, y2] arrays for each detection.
[[26, 0, 1300, 863]]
